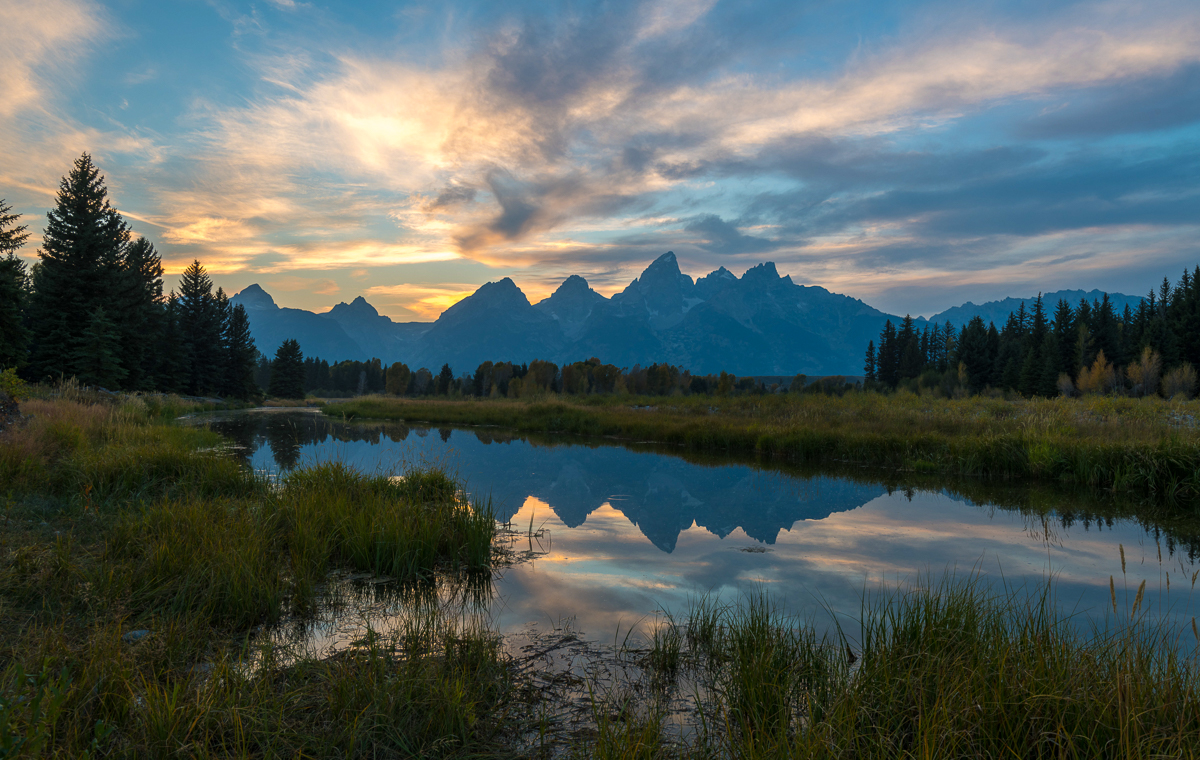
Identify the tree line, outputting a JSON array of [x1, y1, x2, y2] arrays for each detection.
[[0, 154, 257, 397], [864, 276, 1200, 398]]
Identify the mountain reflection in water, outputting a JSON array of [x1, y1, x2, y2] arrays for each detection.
[[203, 409, 1200, 640], [208, 409, 887, 552]]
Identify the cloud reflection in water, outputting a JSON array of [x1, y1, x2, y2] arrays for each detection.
[[209, 411, 1199, 641]]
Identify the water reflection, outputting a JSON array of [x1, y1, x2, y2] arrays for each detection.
[[203, 410, 1200, 642]]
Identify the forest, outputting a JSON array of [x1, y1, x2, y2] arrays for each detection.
[[1, 155, 257, 399], [865, 281, 1200, 398]]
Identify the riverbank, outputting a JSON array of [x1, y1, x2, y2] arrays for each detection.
[[326, 392, 1200, 502], [0, 395, 507, 757]]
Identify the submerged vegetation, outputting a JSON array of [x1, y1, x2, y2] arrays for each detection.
[[328, 391, 1200, 502]]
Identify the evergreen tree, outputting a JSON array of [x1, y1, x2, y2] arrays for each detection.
[[863, 340, 876, 381], [956, 317, 991, 393], [154, 294, 187, 392], [941, 322, 958, 373], [112, 237, 164, 390], [1018, 295, 1048, 397], [177, 260, 222, 395], [28, 154, 131, 380], [1090, 294, 1121, 367], [222, 304, 258, 399], [995, 310, 1027, 391], [897, 315, 922, 381], [1051, 299, 1076, 380], [0, 200, 30, 368], [254, 351, 272, 394], [268, 339, 305, 399], [74, 307, 126, 388], [876, 320, 898, 387], [437, 363, 454, 395], [212, 288, 232, 391]]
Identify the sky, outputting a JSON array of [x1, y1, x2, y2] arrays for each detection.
[[2, 0, 1199, 320]]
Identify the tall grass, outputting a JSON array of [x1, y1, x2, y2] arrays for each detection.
[[1, 397, 509, 757], [625, 579, 1200, 759], [328, 393, 1200, 502]]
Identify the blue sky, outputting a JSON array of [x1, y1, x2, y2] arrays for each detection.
[[3, 0, 1198, 319]]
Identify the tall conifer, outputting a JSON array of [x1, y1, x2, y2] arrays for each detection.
[[222, 304, 259, 399], [177, 260, 221, 395], [0, 200, 30, 368], [28, 154, 131, 380], [113, 237, 164, 390], [268, 339, 305, 399]]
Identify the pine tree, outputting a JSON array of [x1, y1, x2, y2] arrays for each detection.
[[1052, 299, 1076, 380], [222, 304, 258, 399], [956, 317, 991, 392], [0, 200, 30, 369], [112, 237, 164, 390], [1018, 295, 1048, 397], [863, 340, 876, 381], [268, 339, 305, 399], [74, 307, 126, 388], [177, 260, 222, 395], [28, 154, 131, 380], [897, 315, 921, 381], [877, 320, 898, 387], [437, 363, 454, 395], [154, 294, 188, 393]]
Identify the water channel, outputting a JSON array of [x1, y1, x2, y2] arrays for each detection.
[[199, 408, 1200, 654]]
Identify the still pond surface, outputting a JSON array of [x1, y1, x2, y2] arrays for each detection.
[[205, 409, 1200, 653]]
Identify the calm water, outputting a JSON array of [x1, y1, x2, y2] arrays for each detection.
[[203, 409, 1200, 651]]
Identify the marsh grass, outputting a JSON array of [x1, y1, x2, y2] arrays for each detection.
[[622, 579, 1200, 759], [0, 397, 509, 757], [329, 393, 1200, 501]]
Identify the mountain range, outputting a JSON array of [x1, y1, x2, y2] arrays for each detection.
[[230, 253, 1140, 376]]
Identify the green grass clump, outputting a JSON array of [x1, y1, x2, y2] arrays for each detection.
[[0, 398, 510, 757], [614, 580, 1200, 759], [327, 393, 1200, 502]]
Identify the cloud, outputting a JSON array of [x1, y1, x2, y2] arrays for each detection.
[[267, 275, 340, 295], [8, 0, 1200, 314]]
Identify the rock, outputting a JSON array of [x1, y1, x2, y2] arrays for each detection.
[[122, 629, 152, 644]]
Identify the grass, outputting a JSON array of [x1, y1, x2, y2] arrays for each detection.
[[612, 579, 1200, 759], [0, 395, 508, 757], [326, 392, 1200, 502]]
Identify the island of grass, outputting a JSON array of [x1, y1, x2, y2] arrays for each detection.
[[326, 391, 1200, 503], [3, 386, 1200, 757]]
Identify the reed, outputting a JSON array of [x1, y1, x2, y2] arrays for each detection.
[[0, 396, 510, 757], [601, 579, 1200, 759], [328, 393, 1200, 502]]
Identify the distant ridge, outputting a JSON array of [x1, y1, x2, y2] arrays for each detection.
[[928, 289, 1142, 329], [232, 259, 1143, 376]]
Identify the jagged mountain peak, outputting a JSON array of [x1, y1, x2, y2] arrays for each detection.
[[537, 273, 607, 339], [328, 295, 381, 319], [442, 277, 532, 318], [741, 261, 781, 282], [556, 274, 591, 292], [231, 284, 278, 311]]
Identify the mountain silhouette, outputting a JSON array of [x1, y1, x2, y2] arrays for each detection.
[[231, 255, 1140, 375]]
